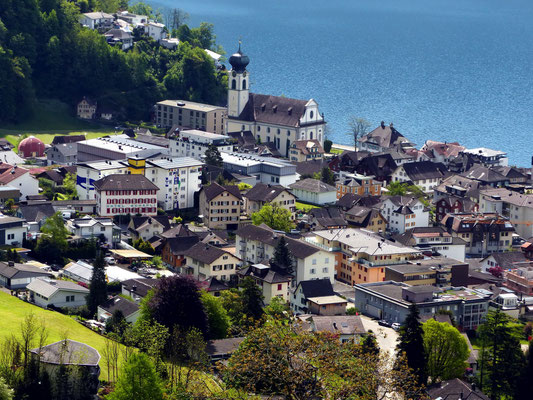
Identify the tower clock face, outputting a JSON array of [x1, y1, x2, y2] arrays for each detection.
[[232, 71, 237, 77], [243, 71, 247, 77]]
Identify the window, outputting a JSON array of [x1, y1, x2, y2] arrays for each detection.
[[242, 79, 247, 90], [277, 284, 283, 291], [310, 111, 314, 119], [310, 268, 316, 274], [312, 259, 317, 265]]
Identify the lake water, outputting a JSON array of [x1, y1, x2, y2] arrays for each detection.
[[152, 0, 533, 166]]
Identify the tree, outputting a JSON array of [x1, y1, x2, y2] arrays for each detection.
[[204, 143, 223, 167], [87, 251, 108, 317], [40, 211, 68, 243], [361, 330, 380, 356], [165, 8, 189, 31], [320, 166, 335, 186], [0, 379, 13, 400], [3, 199, 15, 216], [133, 238, 155, 255], [478, 309, 524, 399], [347, 117, 370, 151], [323, 139, 332, 153], [396, 304, 427, 386], [251, 203, 294, 232], [515, 340, 533, 400], [200, 291, 230, 339], [106, 353, 163, 400], [422, 319, 469, 382], [62, 172, 77, 199], [147, 275, 208, 337], [239, 277, 264, 322], [272, 236, 293, 273]]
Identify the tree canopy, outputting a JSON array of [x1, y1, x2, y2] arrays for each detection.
[[200, 291, 230, 340], [87, 251, 108, 317], [204, 143, 223, 167], [423, 319, 469, 382], [272, 236, 294, 273], [251, 203, 294, 232], [396, 304, 427, 386]]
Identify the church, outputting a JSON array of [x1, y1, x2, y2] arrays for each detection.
[[225, 44, 327, 158]]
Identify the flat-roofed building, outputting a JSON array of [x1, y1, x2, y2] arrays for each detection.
[[169, 129, 233, 160], [155, 100, 227, 133], [77, 135, 168, 162], [384, 257, 469, 287], [76, 160, 129, 200]]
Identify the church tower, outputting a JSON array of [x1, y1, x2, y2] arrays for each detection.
[[227, 43, 250, 118]]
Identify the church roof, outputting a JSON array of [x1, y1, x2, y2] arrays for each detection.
[[236, 93, 308, 128]]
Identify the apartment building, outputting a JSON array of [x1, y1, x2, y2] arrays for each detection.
[[393, 226, 467, 261], [94, 174, 159, 217], [155, 100, 226, 133], [289, 140, 325, 162], [336, 173, 382, 199], [379, 195, 430, 234], [199, 182, 243, 230], [66, 216, 121, 248], [184, 242, 241, 283], [390, 161, 447, 193], [384, 257, 469, 287], [307, 228, 421, 286], [236, 224, 334, 285], [76, 160, 129, 200]]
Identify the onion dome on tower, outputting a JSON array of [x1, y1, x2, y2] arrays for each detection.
[[18, 136, 45, 158], [229, 42, 249, 73]]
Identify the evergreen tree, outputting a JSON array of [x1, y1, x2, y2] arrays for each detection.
[[0, 377, 13, 400], [360, 330, 379, 356], [272, 236, 293, 273], [320, 167, 335, 186], [86, 251, 108, 317], [396, 304, 427, 386], [515, 340, 533, 400], [478, 309, 524, 399], [239, 277, 264, 322], [204, 143, 223, 167]]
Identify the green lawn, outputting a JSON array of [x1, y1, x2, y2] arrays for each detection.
[[0, 99, 116, 146], [295, 201, 321, 212], [0, 291, 122, 380], [329, 148, 344, 155]]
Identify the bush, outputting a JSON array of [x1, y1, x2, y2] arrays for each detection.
[[324, 139, 332, 153]]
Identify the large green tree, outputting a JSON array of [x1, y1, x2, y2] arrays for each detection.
[[251, 203, 294, 232], [106, 352, 163, 400], [87, 251, 108, 317], [34, 211, 68, 264], [515, 340, 533, 400], [478, 309, 524, 399], [272, 236, 294, 273], [203, 143, 223, 167], [320, 166, 336, 186], [396, 304, 427, 386], [423, 319, 469, 382], [239, 277, 264, 323], [200, 291, 230, 339]]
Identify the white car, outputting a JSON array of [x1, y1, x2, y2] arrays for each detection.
[[391, 323, 401, 331], [104, 256, 116, 265]]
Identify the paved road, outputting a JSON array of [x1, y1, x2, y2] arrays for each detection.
[[360, 315, 399, 355]]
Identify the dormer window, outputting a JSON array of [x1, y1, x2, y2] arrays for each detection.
[[288, 107, 293, 115], [310, 111, 314, 119], [261, 103, 266, 111], [272, 105, 278, 113]]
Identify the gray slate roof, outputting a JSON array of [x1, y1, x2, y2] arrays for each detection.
[[311, 315, 366, 335], [93, 174, 159, 191], [31, 340, 100, 366], [0, 262, 51, 280], [99, 295, 139, 318], [184, 242, 236, 264], [244, 183, 291, 203], [27, 278, 89, 298], [201, 182, 242, 201], [289, 178, 336, 193]]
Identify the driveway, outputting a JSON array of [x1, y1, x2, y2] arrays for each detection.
[[360, 315, 399, 355]]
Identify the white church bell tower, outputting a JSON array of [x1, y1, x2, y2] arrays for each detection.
[[227, 42, 250, 118]]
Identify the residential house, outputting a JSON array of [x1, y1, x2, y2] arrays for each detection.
[[391, 161, 447, 193], [289, 140, 325, 162], [440, 213, 516, 257], [121, 278, 157, 303], [0, 164, 39, 200], [419, 140, 465, 166], [0, 261, 52, 290], [77, 97, 97, 119], [393, 226, 467, 261], [236, 223, 334, 284], [336, 173, 382, 198], [480, 251, 528, 273], [308, 207, 348, 230], [30, 340, 100, 399], [461, 165, 509, 187], [354, 281, 491, 330], [237, 263, 292, 305], [225, 46, 326, 157], [307, 228, 421, 286], [0, 215, 27, 246], [169, 129, 233, 160], [344, 206, 387, 233], [358, 122, 414, 153], [161, 235, 200, 270], [479, 187, 533, 239], [309, 315, 366, 343], [433, 174, 481, 223], [45, 143, 78, 166], [307, 295, 348, 316], [0, 186, 20, 204], [384, 257, 469, 287], [104, 28, 133, 50], [155, 100, 227, 134], [93, 174, 159, 217], [493, 166, 528, 184], [289, 178, 336, 205], [243, 183, 296, 217], [145, 21, 166, 41], [504, 267, 533, 296], [197, 277, 229, 297], [199, 182, 243, 230], [292, 278, 335, 314], [374, 148, 417, 166], [338, 151, 370, 173], [98, 296, 140, 324], [80, 11, 114, 30], [17, 201, 55, 232], [27, 278, 89, 308], [427, 379, 490, 400], [379, 195, 430, 234], [63, 260, 141, 285], [128, 216, 171, 242], [51, 199, 96, 215], [184, 242, 241, 283], [66, 216, 121, 248], [460, 147, 508, 167], [354, 153, 398, 183], [221, 152, 299, 187]]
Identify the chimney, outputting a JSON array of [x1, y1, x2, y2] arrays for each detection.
[[380, 121, 385, 129], [333, 322, 338, 330], [390, 122, 394, 128], [132, 284, 137, 292]]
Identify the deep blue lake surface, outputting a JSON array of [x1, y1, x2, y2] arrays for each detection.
[[152, 0, 533, 166]]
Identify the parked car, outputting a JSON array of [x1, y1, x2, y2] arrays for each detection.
[[378, 319, 392, 327], [392, 322, 401, 331], [104, 256, 115, 265]]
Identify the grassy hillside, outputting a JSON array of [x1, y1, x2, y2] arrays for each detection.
[[0, 291, 122, 380], [0, 99, 115, 147]]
